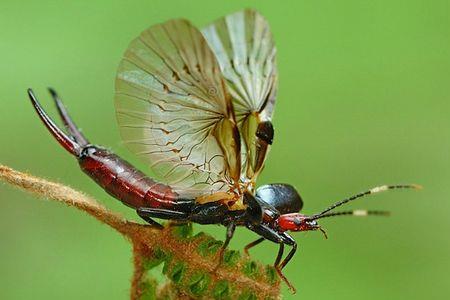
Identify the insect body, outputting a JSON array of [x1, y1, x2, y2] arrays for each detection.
[[28, 10, 420, 292]]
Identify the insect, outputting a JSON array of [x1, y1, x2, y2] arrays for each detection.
[[27, 9, 420, 292]]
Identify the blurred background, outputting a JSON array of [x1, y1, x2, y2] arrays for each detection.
[[1, 0, 449, 299]]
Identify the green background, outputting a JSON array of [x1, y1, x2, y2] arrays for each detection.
[[1, 0, 449, 299]]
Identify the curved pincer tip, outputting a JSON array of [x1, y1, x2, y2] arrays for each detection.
[[27, 88, 81, 156], [46, 87, 90, 146], [47, 87, 58, 99]]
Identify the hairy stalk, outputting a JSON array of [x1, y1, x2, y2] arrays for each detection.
[[0, 165, 280, 299]]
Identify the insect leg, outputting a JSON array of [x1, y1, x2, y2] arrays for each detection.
[[224, 222, 236, 249], [274, 233, 297, 293], [273, 242, 298, 293], [136, 207, 189, 228], [274, 243, 284, 266], [248, 224, 297, 292], [244, 237, 265, 256], [215, 222, 236, 269], [136, 211, 164, 229], [279, 241, 297, 270], [48, 88, 89, 146]]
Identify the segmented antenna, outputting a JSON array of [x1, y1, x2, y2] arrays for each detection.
[[314, 209, 390, 220], [309, 184, 422, 220]]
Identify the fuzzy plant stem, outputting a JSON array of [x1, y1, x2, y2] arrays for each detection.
[[0, 165, 281, 300]]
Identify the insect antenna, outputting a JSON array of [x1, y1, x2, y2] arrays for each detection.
[[28, 89, 81, 156], [308, 184, 421, 221], [313, 209, 390, 220], [48, 88, 90, 147]]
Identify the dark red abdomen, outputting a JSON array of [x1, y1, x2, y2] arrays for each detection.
[[77, 146, 192, 212]]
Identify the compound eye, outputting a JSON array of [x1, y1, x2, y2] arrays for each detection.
[[307, 220, 318, 227], [256, 121, 274, 145]]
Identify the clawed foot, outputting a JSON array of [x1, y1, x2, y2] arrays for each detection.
[[213, 246, 226, 272], [275, 267, 297, 294], [243, 248, 251, 257]]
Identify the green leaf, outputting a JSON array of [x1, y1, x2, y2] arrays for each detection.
[[238, 290, 257, 300], [198, 238, 223, 257], [223, 250, 240, 267], [171, 223, 193, 239], [189, 272, 211, 296], [243, 261, 259, 279], [138, 276, 157, 300], [169, 262, 186, 284], [213, 280, 230, 299], [143, 247, 167, 270], [265, 265, 278, 285]]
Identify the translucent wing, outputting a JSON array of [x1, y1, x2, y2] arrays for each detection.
[[115, 19, 241, 198], [202, 9, 278, 185]]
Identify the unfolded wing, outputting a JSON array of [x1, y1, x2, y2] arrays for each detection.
[[115, 19, 241, 198], [202, 9, 278, 185]]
